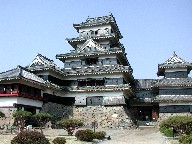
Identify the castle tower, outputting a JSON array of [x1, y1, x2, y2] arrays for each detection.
[[56, 14, 135, 128], [154, 52, 192, 119]]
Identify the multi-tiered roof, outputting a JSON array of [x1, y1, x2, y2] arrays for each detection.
[[56, 14, 134, 81]]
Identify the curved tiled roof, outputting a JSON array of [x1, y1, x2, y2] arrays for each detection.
[[56, 47, 123, 59], [154, 95, 192, 102], [157, 52, 192, 76], [0, 66, 61, 89], [62, 84, 131, 92], [0, 66, 45, 84], [154, 77, 192, 87], [57, 39, 125, 59], [63, 64, 133, 76]]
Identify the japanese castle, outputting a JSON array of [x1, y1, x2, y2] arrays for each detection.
[[0, 14, 191, 128]]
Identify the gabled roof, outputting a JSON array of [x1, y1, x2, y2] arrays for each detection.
[[27, 53, 63, 74], [76, 39, 105, 53], [28, 53, 57, 68], [73, 13, 122, 39], [153, 77, 192, 87], [157, 52, 192, 76], [56, 39, 123, 60]]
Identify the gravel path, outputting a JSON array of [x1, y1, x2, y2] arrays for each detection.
[[0, 127, 173, 144], [99, 127, 168, 144]]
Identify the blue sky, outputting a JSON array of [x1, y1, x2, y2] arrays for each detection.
[[0, 0, 192, 78]]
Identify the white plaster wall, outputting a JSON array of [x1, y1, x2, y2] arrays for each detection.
[[0, 97, 43, 108], [0, 97, 17, 107], [17, 97, 43, 107]]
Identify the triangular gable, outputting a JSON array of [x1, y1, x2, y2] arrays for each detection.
[[76, 39, 105, 53], [29, 53, 56, 68], [164, 52, 187, 64]]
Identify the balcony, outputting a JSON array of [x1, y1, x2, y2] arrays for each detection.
[[0, 89, 47, 102]]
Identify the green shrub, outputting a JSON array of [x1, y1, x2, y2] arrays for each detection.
[[13, 110, 32, 131], [57, 119, 83, 136], [179, 135, 188, 144], [11, 130, 50, 144], [32, 113, 52, 134], [75, 129, 94, 142], [163, 128, 174, 137], [159, 116, 192, 135], [75, 129, 106, 141], [93, 131, 106, 140], [179, 133, 192, 144], [52, 137, 66, 144], [159, 127, 166, 133]]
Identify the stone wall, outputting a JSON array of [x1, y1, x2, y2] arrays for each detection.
[[73, 105, 135, 129], [41, 102, 73, 123], [0, 108, 17, 118], [0, 108, 17, 126]]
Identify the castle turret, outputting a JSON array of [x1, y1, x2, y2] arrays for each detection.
[[154, 52, 192, 119], [157, 52, 192, 78]]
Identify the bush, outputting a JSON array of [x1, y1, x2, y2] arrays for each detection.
[[163, 128, 174, 137], [75, 129, 94, 142], [57, 119, 83, 136], [75, 129, 106, 142], [159, 116, 192, 135], [11, 130, 50, 144], [179, 133, 192, 144], [13, 110, 32, 131], [32, 113, 52, 134], [159, 127, 166, 133], [93, 131, 106, 140], [52, 137, 66, 144]]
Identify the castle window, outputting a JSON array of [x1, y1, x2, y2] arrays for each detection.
[[85, 58, 98, 65], [95, 30, 98, 35], [91, 31, 94, 35]]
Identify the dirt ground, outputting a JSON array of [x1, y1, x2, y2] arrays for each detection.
[[0, 127, 179, 144]]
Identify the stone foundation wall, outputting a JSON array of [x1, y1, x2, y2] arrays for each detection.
[[73, 105, 135, 129], [41, 102, 73, 123], [0, 108, 17, 126], [0, 108, 17, 118], [159, 112, 192, 121]]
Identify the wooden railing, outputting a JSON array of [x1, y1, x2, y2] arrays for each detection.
[[0, 91, 47, 101]]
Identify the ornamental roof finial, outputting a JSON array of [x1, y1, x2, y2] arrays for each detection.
[[173, 51, 177, 56]]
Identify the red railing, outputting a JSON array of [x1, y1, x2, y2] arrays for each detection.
[[0, 91, 47, 101]]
